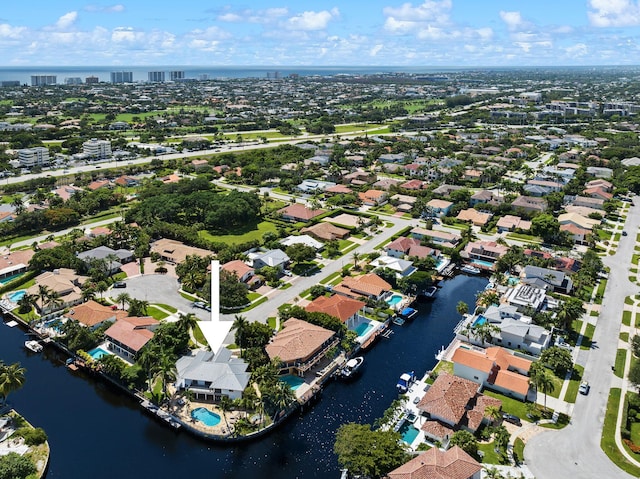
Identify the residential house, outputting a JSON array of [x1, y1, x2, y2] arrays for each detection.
[[469, 190, 495, 206], [583, 187, 613, 201], [511, 196, 547, 214], [77, 246, 134, 274], [87, 179, 111, 191], [456, 209, 492, 227], [333, 273, 392, 301], [325, 184, 353, 196], [27, 268, 88, 314], [386, 446, 482, 479], [306, 295, 365, 330], [521, 265, 573, 294], [358, 189, 387, 206], [150, 238, 213, 264], [523, 249, 581, 274], [297, 179, 335, 193], [384, 237, 440, 261], [0, 249, 33, 282], [526, 179, 564, 193], [280, 234, 324, 251], [496, 215, 531, 233], [372, 178, 401, 190], [300, 222, 350, 241], [63, 300, 126, 330], [265, 318, 339, 376], [461, 241, 508, 269], [175, 348, 250, 401], [221, 260, 255, 284], [417, 372, 502, 444], [560, 223, 591, 246], [370, 255, 417, 278], [250, 249, 290, 271], [452, 345, 531, 401], [400, 179, 426, 190], [104, 316, 159, 361], [585, 179, 613, 192], [571, 195, 605, 210], [505, 283, 548, 313], [52, 185, 84, 201], [432, 184, 463, 196], [278, 203, 326, 222], [586, 166, 613, 178], [191, 159, 209, 170], [557, 212, 600, 230], [410, 227, 461, 249], [426, 199, 453, 218], [114, 175, 139, 187]]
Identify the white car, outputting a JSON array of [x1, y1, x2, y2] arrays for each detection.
[[579, 381, 590, 395]]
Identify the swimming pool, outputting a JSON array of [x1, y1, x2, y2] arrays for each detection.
[[398, 421, 420, 445], [8, 290, 26, 302], [191, 407, 221, 427], [472, 315, 488, 327], [354, 322, 374, 337], [386, 294, 403, 307], [44, 318, 64, 332], [471, 259, 494, 269], [280, 374, 305, 391], [87, 347, 110, 360], [0, 273, 24, 285]]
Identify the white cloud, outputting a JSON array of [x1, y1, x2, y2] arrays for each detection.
[[370, 44, 383, 56], [218, 13, 243, 23], [287, 9, 339, 31], [565, 43, 588, 57], [84, 4, 125, 13], [383, 0, 452, 22], [499, 11, 523, 30], [55, 12, 78, 30], [588, 0, 640, 27], [217, 7, 288, 24], [0, 23, 27, 39]]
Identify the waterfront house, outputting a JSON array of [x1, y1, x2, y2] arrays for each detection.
[[300, 222, 350, 241], [461, 241, 508, 269], [104, 316, 159, 361], [27, 268, 88, 314], [452, 345, 531, 401], [305, 295, 365, 330], [384, 237, 439, 260], [63, 300, 126, 330], [370, 256, 417, 278], [265, 318, 339, 376], [278, 203, 326, 223], [386, 446, 482, 479], [416, 372, 502, 444], [333, 273, 392, 301], [521, 265, 573, 294], [175, 348, 250, 402], [150, 238, 213, 265], [410, 227, 461, 249]]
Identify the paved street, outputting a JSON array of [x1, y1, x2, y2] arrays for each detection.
[[524, 197, 640, 479]]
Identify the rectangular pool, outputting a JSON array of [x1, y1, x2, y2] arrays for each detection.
[[354, 322, 374, 337], [471, 259, 495, 269], [280, 374, 305, 391], [87, 347, 110, 360], [399, 421, 420, 445]]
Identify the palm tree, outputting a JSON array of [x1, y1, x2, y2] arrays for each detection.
[[530, 364, 555, 411], [36, 284, 53, 312], [219, 395, 233, 433], [45, 291, 63, 313], [456, 300, 469, 317], [115, 292, 131, 310], [154, 350, 177, 401], [178, 312, 198, 337], [484, 405, 502, 426], [0, 361, 26, 407], [268, 380, 295, 420], [556, 297, 586, 333], [16, 293, 37, 316], [232, 315, 249, 357], [95, 281, 109, 300], [352, 251, 361, 269]]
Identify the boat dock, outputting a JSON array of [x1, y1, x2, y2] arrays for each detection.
[[440, 264, 456, 277]]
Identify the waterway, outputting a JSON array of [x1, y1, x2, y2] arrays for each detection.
[[0, 274, 487, 478]]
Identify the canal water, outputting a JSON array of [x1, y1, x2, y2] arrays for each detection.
[[0, 274, 487, 478]]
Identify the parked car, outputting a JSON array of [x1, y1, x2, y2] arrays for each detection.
[[579, 381, 590, 395], [622, 231, 628, 236], [502, 413, 522, 426], [113, 281, 126, 288], [282, 269, 293, 277], [192, 301, 206, 309]]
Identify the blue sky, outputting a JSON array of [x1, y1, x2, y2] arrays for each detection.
[[1, 1, 639, 66]]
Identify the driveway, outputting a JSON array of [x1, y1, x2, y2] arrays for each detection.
[[105, 274, 212, 321], [524, 198, 640, 479]]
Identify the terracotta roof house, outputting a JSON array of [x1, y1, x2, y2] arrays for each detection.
[[571, 195, 605, 210], [300, 222, 350, 241], [583, 187, 613, 201], [265, 318, 339, 376], [452, 345, 531, 401], [325, 184, 353, 195], [63, 300, 127, 330], [511, 196, 547, 214], [87, 226, 112, 237], [560, 223, 591, 246], [221, 259, 255, 283], [496, 215, 532, 233], [456, 208, 492, 227], [191, 159, 209, 170], [585, 178, 613, 192], [416, 372, 501, 442], [333, 273, 392, 301], [400, 179, 426, 190], [461, 241, 508, 269], [0, 249, 33, 282], [114, 175, 139, 187], [87, 179, 111, 191], [150, 238, 213, 264], [386, 446, 482, 479], [372, 178, 401, 190], [358, 189, 388, 206], [385, 237, 423, 258], [27, 268, 88, 314], [305, 295, 365, 330], [175, 348, 250, 401], [278, 203, 326, 222], [410, 227, 461, 249], [104, 316, 159, 361], [53, 185, 84, 201], [426, 199, 453, 218]]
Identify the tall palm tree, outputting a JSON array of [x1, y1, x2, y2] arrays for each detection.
[[178, 312, 199, 337], [36, 284, 53, 312], [219, 395, 233, 433], [268, 380, 295, 420], [0, 361, 26, 407], [352, 251, 361, 269], [484, 405, 502, 426], [456, 300, 469, 317], [115, 292, 131, 310], [154, 350, 177, 401], [556, 297, 586, 333], [45, 291, 63, 313], [531, 366, 555, 411], [232, 315, 249, 357]]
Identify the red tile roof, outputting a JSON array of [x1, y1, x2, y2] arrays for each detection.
[[278, 203, 326, 221], [417, 372, 480, 425], [305, 295, 364, 323], [265, 318, 336, 364], [386, 446, 482, 479]]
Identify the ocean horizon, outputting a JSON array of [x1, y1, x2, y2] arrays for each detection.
[[1, 64, 636, 84]]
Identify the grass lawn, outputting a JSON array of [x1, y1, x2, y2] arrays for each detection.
[[180, 291, 199, 302], [193, 323, 206, 345], [623, 311, 632, 326], [564, 364, 584, 403], [199, 220, 278, 245], [156, 303, 178, 313], [546, 373, 564, 399], [433, 360, 453, 376], [268, 317, 278, 331], [247, 292, 261, 302], [505, 232, 542, 243], [241, 296, 268, 311], [513, 438, 525, 465], [320, 271, 342, 285], [602, 388, 640, 477], [621, 332, 629, 342], [636, 313, 640, 328], [580, 323, 596, 350], [630, 422, 640, 445], [146, 306, 169, 320], [625, 296, 634, 305], [483, 390, 533, 422], [477, 441, 508, 465], [615, 349, 627, 378]]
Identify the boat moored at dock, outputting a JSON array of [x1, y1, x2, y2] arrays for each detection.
[[396, 371, 416, 394], [339, 356, 364, 379], [24, 340, 43, 353], [460, 264, 481, 275]]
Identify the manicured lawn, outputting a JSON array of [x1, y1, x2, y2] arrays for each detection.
[[483, 390, 532, 422], [505, 232, 542, 243], [623, 311, 632, 326], [513, 438, 525, 465], [268, 317, 279, 331], [621, 332, 630, 342], [320, 271, 342, 285], [156, 303, 178, 313], [580, 323, 596, 350], [146, 306, 169, 320], [241, 296, 268, 311], [601, 388, 640, 477], [615, 349, 627, 378], [564, 364, 584, 403], [433, 360, 453, 376], [477, 441, 507, 465], [180, 291, 199, 302], [193, 323, 206, 345], [199, 220, 278, 245], [625, 297, 634, 305], [636, 313, 640, 328], [247, 292, 261, 302]]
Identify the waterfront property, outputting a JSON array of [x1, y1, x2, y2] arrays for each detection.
[[386, 445, 482, 479], [332, 273, 392, 301], [191, 407, 221, 427], [26, 268, 89, 314], [62, 299, 126, 330], [104, 316, 159, 361], [305, 294, 365, 331]]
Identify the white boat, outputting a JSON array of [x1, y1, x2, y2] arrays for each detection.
[[460, 265, 481, 275], [340, 356, 364, 379], [396, 371, 416, 394], [24, 340, 43, 353]]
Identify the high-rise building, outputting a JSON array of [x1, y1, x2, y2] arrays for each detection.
[[148, 71, 165, 82], [266, 71, 281, 80], [18, 147, 50, 168], [110, 71, 133, 83], [170, 71, 185, 81], [0, 81, 20, 87], [82, 138, 112, 159], [31, 75, 57, 86], [86, 76, 99, 84], [197, 74, 209, 81], [65, 77, 83, 85]]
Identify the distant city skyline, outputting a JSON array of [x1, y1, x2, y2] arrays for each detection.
[[1, 1, 639, 66]]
